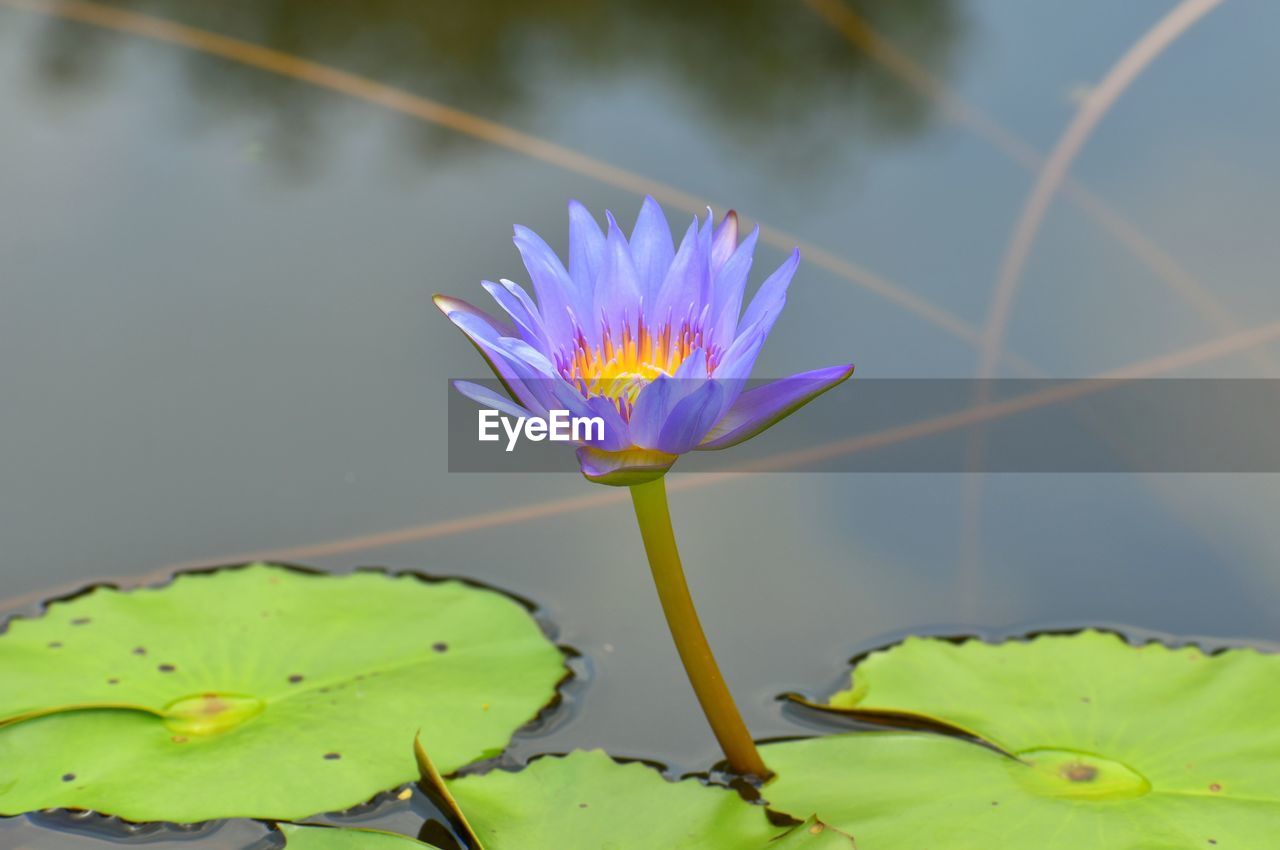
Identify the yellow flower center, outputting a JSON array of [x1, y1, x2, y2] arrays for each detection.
[[561, 318, 710, 417]]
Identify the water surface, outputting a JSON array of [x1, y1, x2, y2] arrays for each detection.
[[3, 1, 1279, 845]]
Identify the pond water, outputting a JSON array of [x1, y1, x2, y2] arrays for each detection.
[[2, 0, 1279, 845]]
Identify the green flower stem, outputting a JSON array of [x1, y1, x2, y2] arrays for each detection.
[[629, 476, 771, 779]]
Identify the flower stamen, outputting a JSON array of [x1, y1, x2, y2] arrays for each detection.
[[557, 317, 718, 419]]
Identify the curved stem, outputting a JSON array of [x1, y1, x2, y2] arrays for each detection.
[[629, 476, 771, 779]]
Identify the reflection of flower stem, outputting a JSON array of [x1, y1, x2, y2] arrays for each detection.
[[629, 476, 770, 779]]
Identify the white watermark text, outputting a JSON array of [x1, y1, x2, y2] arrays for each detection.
[[478, 409, 605, 451]]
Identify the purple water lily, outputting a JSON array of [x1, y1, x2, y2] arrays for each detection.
[[435, 197, 853, 485], [435, 197, 853, 776]]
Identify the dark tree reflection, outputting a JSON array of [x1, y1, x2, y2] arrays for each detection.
[[21, 0, 966, 175]]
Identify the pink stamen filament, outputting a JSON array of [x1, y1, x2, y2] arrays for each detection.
[[556, 316, 721, 420]]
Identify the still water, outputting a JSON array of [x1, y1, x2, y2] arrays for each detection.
[[2, 0, 1279, 845]]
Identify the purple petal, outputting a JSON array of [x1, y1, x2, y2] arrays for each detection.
[[597, 213, 644, 335], [483, 335, 629, 451], [628, 350, 710, 449], [583, 394, 632, 451], [698, 208, 714, 255], [654, 379, 725, 455], [577, 446, 677, 486], [482, 279, 547, 351], [460, 353, 628, 450], [649, 216, 705, 328], [738, 248, 798, 333], [697, 364, 855, 450], [440, 310, 549, 414], [433, 295, 514, 338], [714, 325, 769, 383], [627, 375, 676, 450], [445, 313, 590, 425], [513, 225, 580, 345], [710, 225, 759, 346], [630, 197, 675, 301], [672, 347, 710, 381], [568, 200, 605, 301], [451, 380, 533, 420], [487, 335, 578, 409], [713, 248, 800, 380], [709, 210, 739, 277], [487, 333, 557, 374], [434, 295, 541, 406]]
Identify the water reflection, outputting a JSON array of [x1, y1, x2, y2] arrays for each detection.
[[23, 0, 965, 173]]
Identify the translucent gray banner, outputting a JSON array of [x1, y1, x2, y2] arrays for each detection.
[[446, 379, 1280, 473]]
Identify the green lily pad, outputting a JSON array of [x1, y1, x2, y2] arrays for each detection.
[[768, 816, 857, 848], [279, 824, 438, 849], [764, 631, 1280, 847], [447, 750, 780, 848], [296, 741, 850, 849], [0, 563, 567, 822]]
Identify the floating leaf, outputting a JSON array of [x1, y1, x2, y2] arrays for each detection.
[[278, 824, 437, 849], [765, 631, 1280, 847], [446, 750, 779, 849], [0, 564, 567, 822], [768, 815, 856, 848]]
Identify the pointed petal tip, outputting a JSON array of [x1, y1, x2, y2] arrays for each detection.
[[433, 292, 483, 318], [568, 200, 602, 231], [801, 362, 856, 383], [604, 209, 623, 235], [695, 363, 855, 452], [432, 294, 516, 339], [513, 223, 561, 254], [635, 195, 670, 230]]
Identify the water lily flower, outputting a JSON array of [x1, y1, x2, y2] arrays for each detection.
[[435, 197, 853, 485], [435, 198, 852, 779]]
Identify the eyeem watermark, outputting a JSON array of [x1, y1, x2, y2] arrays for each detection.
[[478, 409, 605, 451], [455, 378, 1280, 472]]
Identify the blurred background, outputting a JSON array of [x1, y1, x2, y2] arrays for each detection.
[[2, 0, 1278, 845]]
